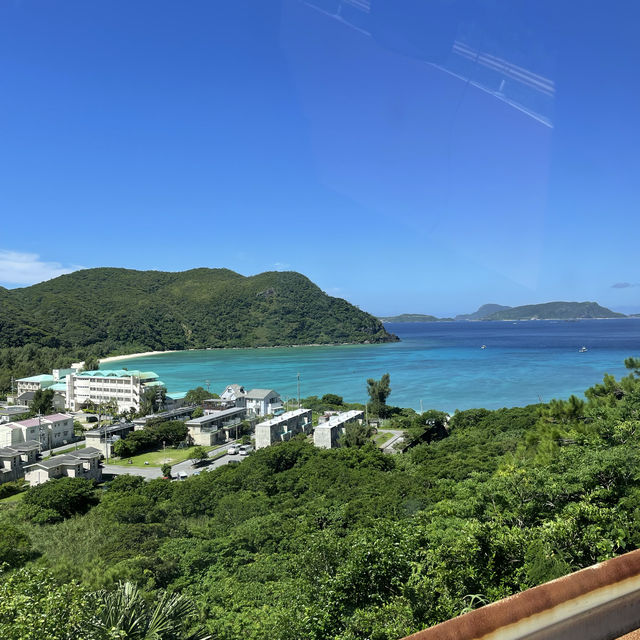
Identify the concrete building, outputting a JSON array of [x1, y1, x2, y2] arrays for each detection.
[[0, 413, 74, 450], [15, 374, 55, 396], [245, 389, 283, 417], [85, 422, 137, 458], [24, 447, 102, 486], [0, 405, 29, 423], [0, 441, 40, 484], [185, 407, 246, 446], [255, 408, 313, 449], [132, 406, 196, 428], [66, 369, 165, 413], [314, 410, 365, 449], [10, 368, 76, 407]]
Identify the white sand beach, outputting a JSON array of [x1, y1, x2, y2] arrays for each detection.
[[99, 350, 179, 364]]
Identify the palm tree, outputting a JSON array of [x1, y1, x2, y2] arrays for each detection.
[[94, 581, 209, 640]]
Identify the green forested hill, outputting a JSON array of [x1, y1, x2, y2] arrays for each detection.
[[485, 301, 625, 320], [0, 268, 396, 391], [3, 361, 640, 639]]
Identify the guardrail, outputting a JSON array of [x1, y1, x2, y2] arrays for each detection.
[[402, 549, 640, 640]]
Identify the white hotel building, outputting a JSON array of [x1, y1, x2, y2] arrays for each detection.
[[66, 369, 165, 413]]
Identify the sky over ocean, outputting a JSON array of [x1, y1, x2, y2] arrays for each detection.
[[1, 1, 639, 316]]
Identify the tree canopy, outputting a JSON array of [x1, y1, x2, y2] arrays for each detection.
[[3, 361, 640, 639]]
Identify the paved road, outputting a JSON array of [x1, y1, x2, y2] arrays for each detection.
[[101, 441, 242, 480], [377, 429, 405, 453]]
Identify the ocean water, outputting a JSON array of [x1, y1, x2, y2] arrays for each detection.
[[106, 319, 640, 413]]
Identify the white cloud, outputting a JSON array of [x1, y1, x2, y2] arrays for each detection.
[[273, 262, 291, 271], [0, 249, 82, 286]]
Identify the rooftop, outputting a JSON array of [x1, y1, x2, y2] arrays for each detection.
[[86, 422, 136, 436], [186, 407, 245, 425], [16, 374, 54, 383], [10, 440, 41, 452], [166, 391, 188, 399], [45, 413, 73, 422], [256, 408, 311, 427], [317, 410, 364, 428], [246, 388, 279, 399], [0, 441, 40, 456], [76, 369, 158, 379], [143, 380, 166, 387]]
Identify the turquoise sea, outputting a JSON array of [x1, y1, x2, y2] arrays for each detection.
[[106, 319, 640, 413]]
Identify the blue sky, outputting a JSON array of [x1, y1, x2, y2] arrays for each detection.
[[1, 0, 639, 316]]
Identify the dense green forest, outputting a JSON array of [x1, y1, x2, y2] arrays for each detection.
[[0, 268, 396, 393], [2, 359, 640, 639]]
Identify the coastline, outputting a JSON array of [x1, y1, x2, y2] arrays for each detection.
[[99, 350, 180, 364], [99, 340, 393, 364]]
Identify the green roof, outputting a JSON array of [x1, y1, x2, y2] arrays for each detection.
[[167, 391, 187, 399], [50, 382, 67, 391], [77, 369, 155, 379], [17, 374, 54, 383], [144, 380, 166, 387]]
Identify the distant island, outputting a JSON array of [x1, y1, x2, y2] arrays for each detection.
[[380, 301, 626, 323], [454, 303, 512, 321], [377, 313, 451, 323]]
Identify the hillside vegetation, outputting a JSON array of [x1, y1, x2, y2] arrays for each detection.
[[0, 268, 396, 392], [485, 301, 624, 320], [455, 303, 512, 320], [3, 360, 640, 639]]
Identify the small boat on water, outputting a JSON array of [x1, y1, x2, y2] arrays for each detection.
[[481, 345, 487, 349], [579, 346, 588, 352]]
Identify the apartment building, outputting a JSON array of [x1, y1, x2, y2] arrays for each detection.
[[255, 408, 312, 449], [313, 410, 365, 449], [0, 413, 75, 450], [66, 369, 165, 413]]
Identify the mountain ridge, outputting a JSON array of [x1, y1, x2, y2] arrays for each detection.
[[0, 267, 398, 353]]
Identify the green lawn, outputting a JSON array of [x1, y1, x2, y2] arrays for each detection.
[[373, 432, 393, 446], [109, 446, 204, 467], [0, 491, 26, 503]]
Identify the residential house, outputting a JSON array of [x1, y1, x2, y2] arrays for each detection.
[[24, 447, 102, 486], [244, 389, 283, 417], [255, 408, 313, 449], [0, 441, 40, 484], [220, 384, 247, 406], [314, 410, 364, 449]]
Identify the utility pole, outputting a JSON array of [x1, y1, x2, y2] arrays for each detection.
[[420, 399, 423, 414], [297, 373, 301, 408], [37, 412, 43, 453]]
